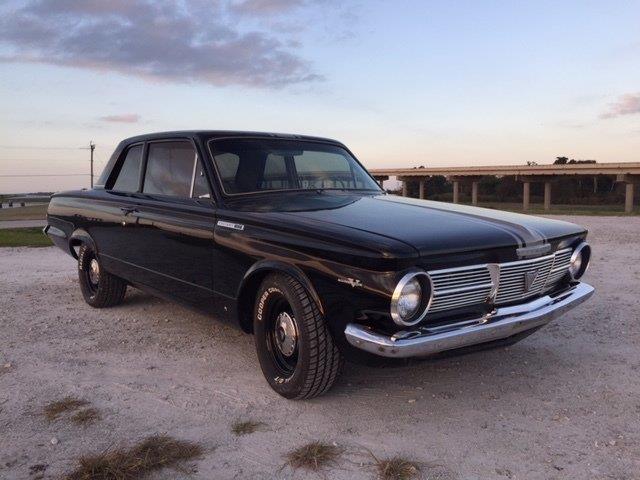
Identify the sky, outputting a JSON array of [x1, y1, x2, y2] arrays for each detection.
[[1, 0, 639, 193]]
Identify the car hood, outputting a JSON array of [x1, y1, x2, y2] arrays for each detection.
[[225, 193, 586, 257]]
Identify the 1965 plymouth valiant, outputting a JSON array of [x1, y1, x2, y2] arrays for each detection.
[[46, 131, 594, 399]]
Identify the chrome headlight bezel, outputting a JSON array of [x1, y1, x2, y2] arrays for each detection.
[[390, 270, 433, 326], [568, 241, 591, 280]]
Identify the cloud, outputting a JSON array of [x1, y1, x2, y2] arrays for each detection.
[[99, 114, 140, 123], [229, 0, 307, 16], [0, 0, 324, 88], [600, 93, 640, 119]]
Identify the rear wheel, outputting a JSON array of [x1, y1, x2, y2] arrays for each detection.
[[78, 244, 127, 308], [253, 273, 343, 399]]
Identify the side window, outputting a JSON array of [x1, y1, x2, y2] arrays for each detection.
[[192, 160, 211, 199], [143, 141, 195, 197], [262, 154, 290, 190], [111, 145, 142, 192], [213, 153, 240, 193]]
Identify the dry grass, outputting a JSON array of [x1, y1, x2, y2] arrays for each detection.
[[286, 441, 342, 471], [63, 435, 203, 480], [375, 456, 420, 480], [231, 420, 265, 436], [0, 203, 47, 220], [44, 397, 89, 421], [71, 408, 101, 425]]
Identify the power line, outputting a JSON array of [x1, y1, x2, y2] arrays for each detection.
[[0, 174, 89, 177], [0, 145, 115, 151], [0, 146, 89, 150]]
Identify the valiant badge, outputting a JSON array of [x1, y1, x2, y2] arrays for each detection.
[[338, 277, 363, 288]]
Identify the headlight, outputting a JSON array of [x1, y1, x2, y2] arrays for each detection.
[[568, 242, 591, 280], [391, 270, 432, 326]]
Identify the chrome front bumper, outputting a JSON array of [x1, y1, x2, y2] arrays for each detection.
[[345, 282, 594, 358]]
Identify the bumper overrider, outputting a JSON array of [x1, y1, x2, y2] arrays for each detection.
[[345, 282, 594, 358]]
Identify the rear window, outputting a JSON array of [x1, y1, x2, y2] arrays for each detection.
[[111, 145, 142, 192], [143, 141, 196, 197]]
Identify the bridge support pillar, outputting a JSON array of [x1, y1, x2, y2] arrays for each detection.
[[452, 181, 460, 204], [616, 174, 638, 213], [402, 181, 408, 197], [544, 181, 551, 211], [626, 182, 634, 213], [471, 181, 479, 205], [523, 182, 530, 210], [419, 180, 426, 199]]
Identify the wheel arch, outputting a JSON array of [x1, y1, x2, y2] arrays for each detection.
[[236, 260, 324, 334], [68, 228, 97, 259]]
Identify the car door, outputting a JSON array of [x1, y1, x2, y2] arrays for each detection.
[[90, 142, 147, 282], [130, 139, 217, 309]]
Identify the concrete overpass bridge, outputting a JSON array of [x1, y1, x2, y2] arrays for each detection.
[[370, 162, 640, 213]]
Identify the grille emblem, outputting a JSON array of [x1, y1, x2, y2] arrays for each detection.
[[523, 270, 539, 292]]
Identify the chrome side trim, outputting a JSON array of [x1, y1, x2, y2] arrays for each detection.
[[345, 282, 594, 358], [189, 152, 198, 198]]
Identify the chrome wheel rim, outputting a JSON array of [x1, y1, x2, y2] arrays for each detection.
[[274, 312, 297, 357], [89, 258, 100, 285], [265, 294, 299, 377]]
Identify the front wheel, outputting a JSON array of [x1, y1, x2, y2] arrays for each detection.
[[78, 244, 127, 308], [253, 273, 343, 399]]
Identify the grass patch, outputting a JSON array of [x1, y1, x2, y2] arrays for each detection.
[[0, 203, 48, 220], [71, 408, 101, 425], [286, 441, 342, 471], [231, 420, 265, 436], [63, 435, 203, 480], [44, 397, 89, 421], [0, 227, 51, 247], [375, 456, 420, 480]]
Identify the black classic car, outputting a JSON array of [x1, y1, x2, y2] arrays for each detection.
[[45, 131, 594, 399]]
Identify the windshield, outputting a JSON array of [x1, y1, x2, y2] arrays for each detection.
[[208, 138, 381, 195]]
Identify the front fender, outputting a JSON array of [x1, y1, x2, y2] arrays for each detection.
[[235, 260, 325, 333], [240, 260, 324, 315]]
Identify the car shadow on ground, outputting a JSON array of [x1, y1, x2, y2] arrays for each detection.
[[108, 287, 575, 404]]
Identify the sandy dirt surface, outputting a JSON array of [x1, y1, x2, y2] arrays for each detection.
[[1, 216, 639, 479]]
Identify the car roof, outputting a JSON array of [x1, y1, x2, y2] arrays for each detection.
[[119, 130, 345, 146]]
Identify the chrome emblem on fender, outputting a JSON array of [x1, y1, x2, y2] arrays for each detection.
[[217, 220, 244, 231], [338, 277, 363, 288], [523, 270, 539, 292]]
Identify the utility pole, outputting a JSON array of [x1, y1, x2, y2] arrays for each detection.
[[89, 141, 95, 188]]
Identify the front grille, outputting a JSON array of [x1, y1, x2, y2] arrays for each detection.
[[546, 248, 573, 286], [427, 247, 573, 313], [429, 266, 493, 313], [494, 255, 555, 304]]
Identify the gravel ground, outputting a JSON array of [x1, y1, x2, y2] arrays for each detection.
[[1, 215, 639, 480]]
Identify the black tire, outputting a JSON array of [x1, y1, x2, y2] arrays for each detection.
[[78, 244, 127, 308], [253, 273, 343, 399]]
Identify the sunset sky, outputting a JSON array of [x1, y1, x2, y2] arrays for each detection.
[[1, 0, 639, 193]]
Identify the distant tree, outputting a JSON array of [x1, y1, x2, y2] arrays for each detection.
[[526, 161, 538, 166], [554, 156, 569, 165]]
